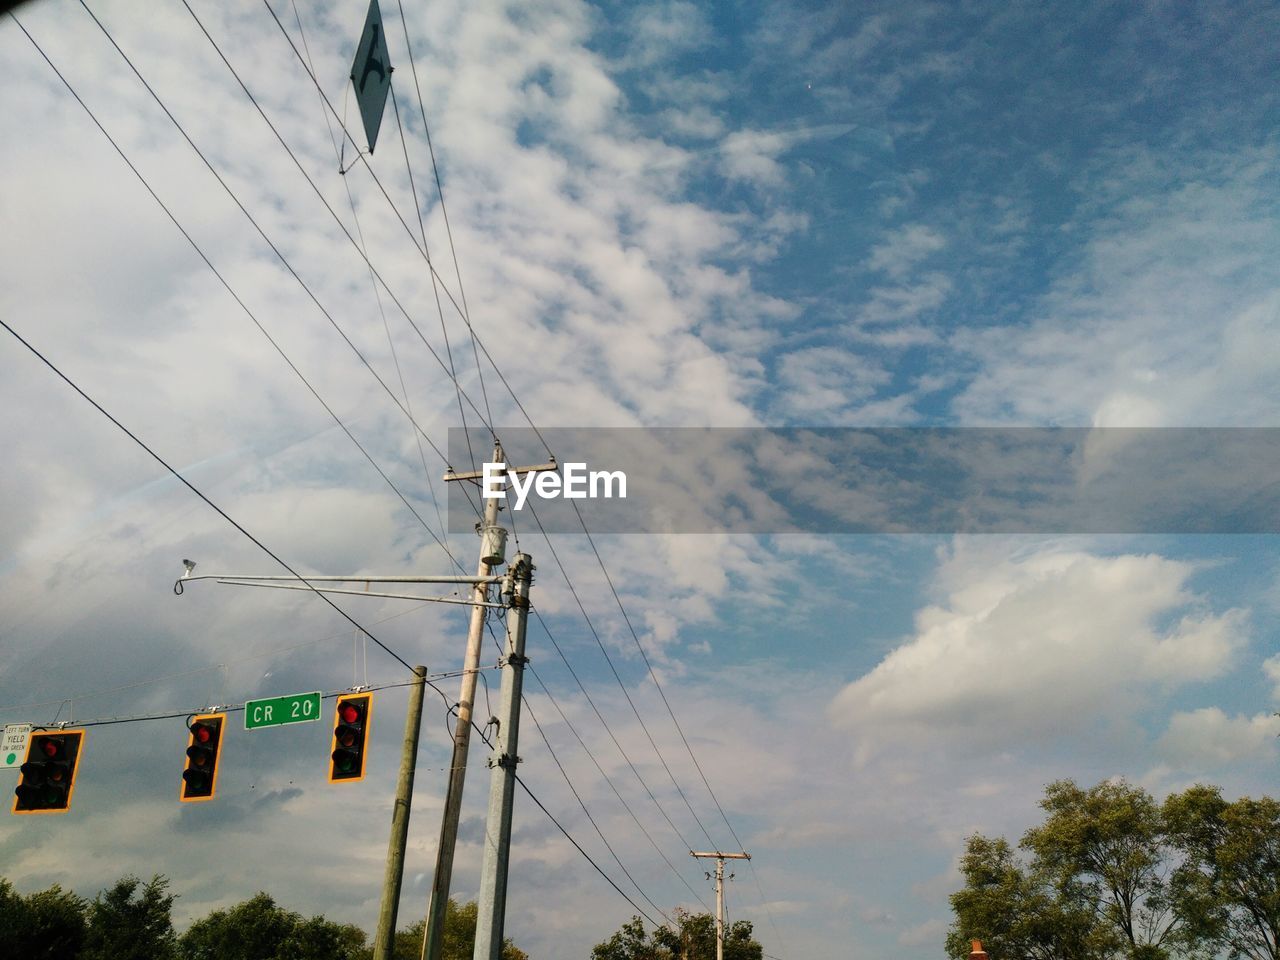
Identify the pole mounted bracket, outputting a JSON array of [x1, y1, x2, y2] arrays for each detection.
[[498, 654, 530, 668], [492, 753, 522, 769]]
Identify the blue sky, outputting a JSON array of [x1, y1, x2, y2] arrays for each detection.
[[1, 1, 1279, 958]]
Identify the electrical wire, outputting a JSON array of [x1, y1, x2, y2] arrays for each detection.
[[525, 662, 713, 913], [171, 11, 747, 922], [91, 0, 493, 522], [289, 0, 455, 553], [521, 693, 673, 924], [261, 0, 555, 461], [567, 500, 789, 949], [387, 79, 477, 478], [391, 0, 495, 436], [27, 6, 465, 580], [523, 501, 719, 850], [20, 6, 785, 947], [31, 669, 485, 730], [0, 308, 416, 676]]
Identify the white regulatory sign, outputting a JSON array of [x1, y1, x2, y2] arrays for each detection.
[[1, 723, 32, 772]]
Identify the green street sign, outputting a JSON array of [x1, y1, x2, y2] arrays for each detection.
[[244, 691, 322, 730]]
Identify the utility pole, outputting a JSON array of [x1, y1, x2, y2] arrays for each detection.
[[424, 444, 555, 960], [473, 552, 533, 960], [690, 851, 751, 960], [173, 443, 556, 960], [372, 664, 427, 960]]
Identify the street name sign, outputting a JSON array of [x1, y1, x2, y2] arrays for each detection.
[[244, 692, 322, 730]]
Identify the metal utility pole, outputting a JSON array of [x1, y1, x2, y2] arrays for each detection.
[[173, 442, 557, 960], [690, 851, 751, 960], [473, 552, 533, 960], [372, 664, 427, 960], [424, 445, 555, 960]]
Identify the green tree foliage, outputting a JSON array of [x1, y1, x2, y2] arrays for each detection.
[[592, 909, 762, 960], [1023, 779, 1179, 957], [945, 834, 1109, 960], [948, 779, 1280, 960], [179, 891, 367, 960], [387, 899, 528, 960], [0, 878, 87, 960], [1164, 785, 1280, 960], [0, 877, 533, 960], [81, 875, 178, 960]]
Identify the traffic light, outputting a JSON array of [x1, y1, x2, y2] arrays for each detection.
[[328, 693, 372, 783], [13, 729, 85, 815], [180, 713, 225, 802]]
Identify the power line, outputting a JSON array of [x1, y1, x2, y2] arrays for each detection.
[[204, 8, 750, 912], [66, 0, 499, 596], [290, 0, 457, 553], [387, 79, 478, 478], [26, 670, 486, 730], [0, 306, 414, 675], [0, 598, 448, 717], [566, 508, 789, 952], [20, 6, 783, 946], [525, 661, 714, 913], [93, 0, 496, 481], [523, 502, 719, 850], [520, 692, 673, 925], [391, 0, 494, 434], [261, 0, 555, 462]]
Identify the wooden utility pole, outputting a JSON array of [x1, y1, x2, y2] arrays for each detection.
[[690, 851, 751, 960], [423, 445, 555, 960], [372, 665, 427, 960]]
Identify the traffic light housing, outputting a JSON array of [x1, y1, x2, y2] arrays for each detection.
[[13, 729, 85, 815], [328, 693, 371, 783], [180, 713, 225, 802]]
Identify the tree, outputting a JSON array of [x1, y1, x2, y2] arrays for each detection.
[[946, 833, 1110, 960], [386, 899, 527, 960], [592, 910, 763, 960], [1022, 779, 1182, 958], [0, 878, 88, 960], [81, 874, 178, 960], [947, 779, 1280, 959], [179, 891, 366, 960], [1164, 785, 1280, 960]]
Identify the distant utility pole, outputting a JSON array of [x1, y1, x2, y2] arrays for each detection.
[[690, 850, 751, 960], [473, 551, 533, 960], [424, 444, 554, 960]]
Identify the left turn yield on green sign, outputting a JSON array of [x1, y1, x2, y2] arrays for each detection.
[[244, 692, 322, 730], [2, 723, 31, 770]]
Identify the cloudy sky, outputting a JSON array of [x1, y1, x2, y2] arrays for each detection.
[[2, 1, 1279, 957]]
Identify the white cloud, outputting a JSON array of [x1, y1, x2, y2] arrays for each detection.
[[951, 144, 1280, 426], [772, 347, 891, 421], [828, 542, 1249, 763], [1263, 654, 1280, 701], [866, 224, 946, 279], [1157, 708, 1278, 768]]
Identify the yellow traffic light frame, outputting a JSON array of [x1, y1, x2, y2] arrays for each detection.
[[179, 712, 226, 803], [12, 728, 86, 816], [328, 693, 372, 784]]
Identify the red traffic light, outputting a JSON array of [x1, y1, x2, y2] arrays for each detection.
[[180, 714, 225, 803], [328, 694, 372, 784], [13, 731, 85, 815]]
